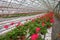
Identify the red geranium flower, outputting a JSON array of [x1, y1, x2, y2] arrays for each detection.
[[10, 22, 15, 25], [31, 18, 35, 22], [31, 33, 39, 40], [49, 11, 54, 15], [36, 27, 41, 33], [4, 25, 9, 29], [42, 22, 45, 27], [48, 12, 54, 18], [50, 18, 54, 23], [45, 17, 49, 21], [40, 16, 44, 20]]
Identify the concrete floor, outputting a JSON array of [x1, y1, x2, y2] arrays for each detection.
[[52, 17, 60, 40]]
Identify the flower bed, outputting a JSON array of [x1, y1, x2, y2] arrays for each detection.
[[0, 12, 42, 18], [0, 12, 54, 40]]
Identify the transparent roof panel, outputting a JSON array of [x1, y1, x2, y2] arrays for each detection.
[[0, 0, 59, 14]]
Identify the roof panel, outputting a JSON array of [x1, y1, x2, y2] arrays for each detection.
[[0, 0, 59, 13]]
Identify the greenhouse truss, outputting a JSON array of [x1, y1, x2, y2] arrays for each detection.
[[0, 0, 59, 14], [0, 0, 60, 40]]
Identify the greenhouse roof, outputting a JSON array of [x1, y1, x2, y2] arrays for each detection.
[[0, 0, 59, 14]]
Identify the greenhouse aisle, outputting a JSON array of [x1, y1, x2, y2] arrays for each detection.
[[52, 17, 60, 40]]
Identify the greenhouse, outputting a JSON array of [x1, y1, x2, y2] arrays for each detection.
[[0, 0, 60, 40]]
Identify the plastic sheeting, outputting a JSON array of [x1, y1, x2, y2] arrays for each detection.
[[0, 0, 59, 14]]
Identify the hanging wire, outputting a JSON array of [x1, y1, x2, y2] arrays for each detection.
[[0, 0, 47, 11], [0, 0, 58, 13], [46, 0, 53, 10], [29, 0, 47, 12], [7, 0, 12, 13], [0, 0, 5, 14], [14, 0, 26, 13], [35, 0, 49, 11]]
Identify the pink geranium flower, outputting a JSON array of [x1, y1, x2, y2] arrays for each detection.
[[36, 27, 41, 33], [16, 22, 21, 27], [36, 16, 40, 18], [31, 33, 39, 40], [10, 22, 15, 25], [4, 25, 9, 29]]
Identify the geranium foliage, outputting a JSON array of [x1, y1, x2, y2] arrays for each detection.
[[0, 12, 54, 40]]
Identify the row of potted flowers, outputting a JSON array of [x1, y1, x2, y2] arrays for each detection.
[[0, 12, 54, 40]]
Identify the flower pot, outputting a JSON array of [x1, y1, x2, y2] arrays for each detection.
[[47, 26, 51, 29], [47, 25, 51, 29], [17, 36, 21, 40], [41, 32, 44, 35], [10, 36, 13, 40], [21, 35, 26, 40], [10, 38, 13, 40]]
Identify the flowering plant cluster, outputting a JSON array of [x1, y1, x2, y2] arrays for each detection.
[[0, 12, 54, 40]]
